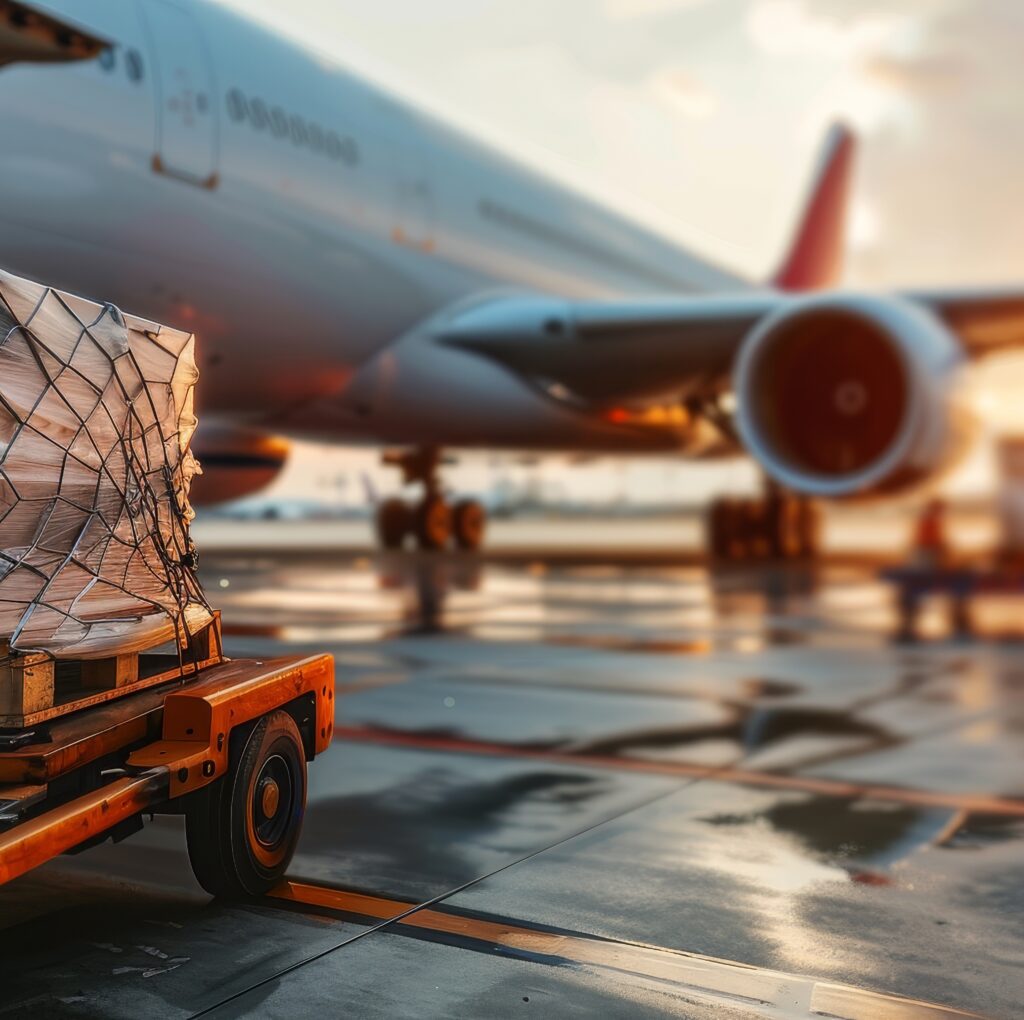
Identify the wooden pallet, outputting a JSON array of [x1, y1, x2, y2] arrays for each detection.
[[0, 613, 223, 730]]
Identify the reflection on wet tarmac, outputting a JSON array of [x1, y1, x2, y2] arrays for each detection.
[[0, 550, 1021, 1018], [298, 764, 612, 895]]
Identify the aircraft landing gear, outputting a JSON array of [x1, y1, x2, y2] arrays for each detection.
[[707, 487, 821, 563], [452, 498, 487, 550], [415, 493, 453, 550], [376, 497, 412, 549], [375, 448, 487, 551]]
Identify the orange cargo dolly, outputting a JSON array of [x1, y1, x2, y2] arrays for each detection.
[[0, 615, 334, 896]]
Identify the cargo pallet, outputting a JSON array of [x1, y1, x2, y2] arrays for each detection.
[[0, 615, 334, 896]]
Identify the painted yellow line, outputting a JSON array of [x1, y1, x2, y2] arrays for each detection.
[[334, 726, 1024, 819], [269, 881, 981, 1019]]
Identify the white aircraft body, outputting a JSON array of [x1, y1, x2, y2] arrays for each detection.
[[0, 0, 1022, 552]]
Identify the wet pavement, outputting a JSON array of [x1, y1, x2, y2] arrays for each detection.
[[0, 550, 1022, 1018]]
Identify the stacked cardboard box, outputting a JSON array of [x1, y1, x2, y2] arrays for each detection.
[[0, 270, 211, 659]]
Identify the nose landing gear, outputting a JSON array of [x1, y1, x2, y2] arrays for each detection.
[[375, 448, 487, 551]]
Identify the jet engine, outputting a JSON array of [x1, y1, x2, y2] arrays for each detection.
[[189, 426, 290, 506], [733, 294, 975, 499]]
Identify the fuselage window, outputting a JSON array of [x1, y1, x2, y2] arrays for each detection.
[[224, 90, 358, 170], [339, 136, 359, 167], [249, 97, 269, 130], [226, 88, 247, 122], [124, 48, 144, 83], [98, 47, 115, 72], [270, 107, 289, 138]]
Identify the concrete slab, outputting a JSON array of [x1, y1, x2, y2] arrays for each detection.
[[0, 549, 1020, 1017]]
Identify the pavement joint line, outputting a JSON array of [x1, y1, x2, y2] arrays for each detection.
[[188, 777, 692, 1018], [193, 716, 1011, 1016], [332, 726, 1024, 818], [264, 880, 983, 1020], [191, 600, 1018, 1016]]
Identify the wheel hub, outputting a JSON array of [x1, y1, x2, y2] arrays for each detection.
[[252, 753, 293, 849], [260, 778, 280, 819]]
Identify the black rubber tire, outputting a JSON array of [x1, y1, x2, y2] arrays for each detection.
[[376, 498, 411, 549], [185, 711, 307, 898], [718, 498, 745, 561], [415, 495, 452, 550], [708, 500, 727, 560], [798, 499, 823, 558], [739, 498, 769, 560], [766, 495, 803, 560], [452, 498, 486, 550]]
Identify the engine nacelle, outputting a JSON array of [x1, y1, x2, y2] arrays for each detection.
[[734, 293, 975, 499], [189, 426, 290, 506]]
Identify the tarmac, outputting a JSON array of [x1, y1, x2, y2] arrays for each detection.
[[0, 538, 1021, 1018]]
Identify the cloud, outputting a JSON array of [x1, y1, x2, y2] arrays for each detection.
[[839, 2, 1024, 288], [745, 0, 909, 60], [648, 68, 718, 119], [863, 52, 968, 96], [603, 0, 708, 21]]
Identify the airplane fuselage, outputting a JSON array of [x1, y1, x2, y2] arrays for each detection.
[[0, 0, 745, 452]]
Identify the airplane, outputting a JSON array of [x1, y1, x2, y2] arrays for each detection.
[[0, 0, 1022, 559]]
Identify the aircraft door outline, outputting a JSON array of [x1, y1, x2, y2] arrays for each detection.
[[140, 0, 219, 188], [395, 166, 435, 251]]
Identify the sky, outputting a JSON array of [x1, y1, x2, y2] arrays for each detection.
[[213, 0, 1024, 505]]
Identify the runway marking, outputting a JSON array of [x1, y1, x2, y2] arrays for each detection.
[[269, 881, 981, 1020], [333, 726, 1024, 818]]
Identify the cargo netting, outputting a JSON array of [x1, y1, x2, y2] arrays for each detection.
[[0, 270, 211, 658]]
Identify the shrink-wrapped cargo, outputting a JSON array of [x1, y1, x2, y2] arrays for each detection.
[[0, 270, 211, 659]]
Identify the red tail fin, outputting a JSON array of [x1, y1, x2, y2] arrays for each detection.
[[772, 123, 856, 292]]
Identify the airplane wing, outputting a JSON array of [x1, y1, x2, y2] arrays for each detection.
[[436, 293, 775, 403], [296, 120, 1022, 504], [437, 286, 1024, 403], [439, 122, 1024, 403], [905, 288, 1024, 357], [430, 123, 1024, 500]]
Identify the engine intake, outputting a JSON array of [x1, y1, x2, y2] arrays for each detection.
[[734, 294, 972, 499]]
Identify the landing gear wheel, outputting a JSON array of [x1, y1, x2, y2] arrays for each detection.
[[415, 495, 452, 550], [798, 499, 822, 559], [766, 495, 804, 560], [710, 494, 821, 562], [710, 498, 746, 561], [376, 498, 411, 549], [741, 498, 770, 560], [709, 499, 731, 560], [184, 711, 307, 898], [453, 499, 486, 550]]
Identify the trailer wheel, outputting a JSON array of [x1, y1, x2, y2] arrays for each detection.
[[185, 710, 307, 898]]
